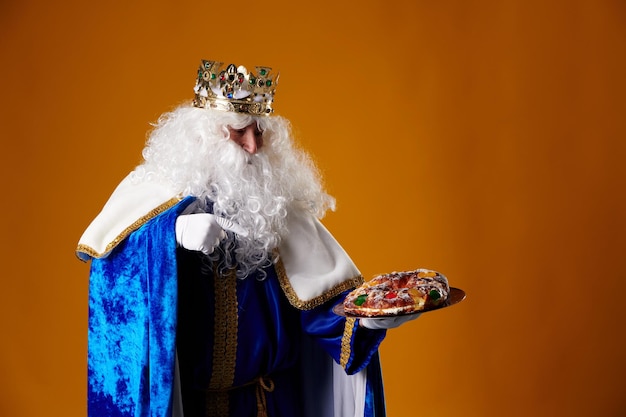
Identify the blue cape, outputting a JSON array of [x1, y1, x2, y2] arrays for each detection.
[[87, 197, 192, 417], [86, 197, 387, 417]]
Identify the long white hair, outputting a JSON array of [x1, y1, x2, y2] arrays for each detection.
[[132, 104, 335, 278]]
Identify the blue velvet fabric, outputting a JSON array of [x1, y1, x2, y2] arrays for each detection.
[[364, 351, 386, 417], [87, 197, 387, 416], [87, 197, 194, 417], [177, 252, 387, 416]]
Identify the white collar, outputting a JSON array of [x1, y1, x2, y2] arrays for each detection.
[[77, 173, 361, 305]]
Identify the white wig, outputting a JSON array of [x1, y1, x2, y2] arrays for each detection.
[[132, 104, 335, 278]]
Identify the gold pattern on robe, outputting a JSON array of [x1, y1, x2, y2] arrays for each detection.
[[206, 269, 239, 417]]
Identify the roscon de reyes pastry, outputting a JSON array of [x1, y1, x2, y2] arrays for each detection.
[[343, 268, 450, 317]]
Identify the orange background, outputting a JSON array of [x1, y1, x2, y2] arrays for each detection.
[[1, 1, 625, 416]]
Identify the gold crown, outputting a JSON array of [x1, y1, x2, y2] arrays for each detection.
[[192, 60, 279, 116]]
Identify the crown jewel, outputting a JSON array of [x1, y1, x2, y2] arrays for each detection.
[[193, 60, 279, 116]]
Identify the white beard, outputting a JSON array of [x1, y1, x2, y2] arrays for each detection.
[[195, 141, 294, 279], [193, 136, 336, 279], [135, 106, 335, 279]]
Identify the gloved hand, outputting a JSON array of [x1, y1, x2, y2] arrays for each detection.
[[360, 313, 421, 330], [175, 213, 227, 255]]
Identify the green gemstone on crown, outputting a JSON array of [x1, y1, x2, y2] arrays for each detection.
[[260, 69, 267, 76], [266, 80, 272, 86]]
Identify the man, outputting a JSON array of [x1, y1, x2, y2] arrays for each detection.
[[77, 60, 417, 417]]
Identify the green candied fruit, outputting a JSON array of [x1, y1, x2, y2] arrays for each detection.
[[428, 289, 441, 301], [355, 294, 367, 306]]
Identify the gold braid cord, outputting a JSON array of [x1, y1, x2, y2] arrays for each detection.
[[207, 269, 239, 417], [340, 317, 357, 369], [255, 377, 275, 417]]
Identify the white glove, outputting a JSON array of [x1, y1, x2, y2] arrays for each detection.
[[360, 314, 421, 330], [175, 213, 226, 255]]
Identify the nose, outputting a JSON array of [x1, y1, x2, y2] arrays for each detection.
[[241, 129, 258, 154]]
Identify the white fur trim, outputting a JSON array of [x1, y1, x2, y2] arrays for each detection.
[[76, 173, 179, 260], [278, 209, 361, 302], [77, 174, 360, 303]]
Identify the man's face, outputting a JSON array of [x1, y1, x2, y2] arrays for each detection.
[[227, 123, 264, 154]]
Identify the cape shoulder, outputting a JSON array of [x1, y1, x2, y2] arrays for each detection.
[[76, 172, 181, 261], [76, 174, 362, 305], [276, 208, 363, 310]]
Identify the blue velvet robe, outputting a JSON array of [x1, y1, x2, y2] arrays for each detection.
[[87, 198, 387, 417]]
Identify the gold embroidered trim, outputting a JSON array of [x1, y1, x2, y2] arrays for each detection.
[[206, 391, 228, 417], [207, 268, 239, 417], [274, 254, 364, 310], [75, 197, 182, 261], [340, 317, 357, 369]]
